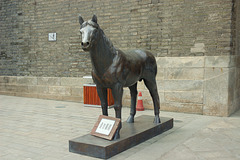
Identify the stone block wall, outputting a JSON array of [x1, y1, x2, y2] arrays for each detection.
[[0, 0, 240, 116], [0, 76, 84, 102], [122, 55, 240, 116], [1, 55, 239, 116]]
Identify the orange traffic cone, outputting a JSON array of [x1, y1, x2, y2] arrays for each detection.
[[136, 92, 144, 111]]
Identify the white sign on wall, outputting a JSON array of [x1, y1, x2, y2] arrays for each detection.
[[48, 33, 56, 41]]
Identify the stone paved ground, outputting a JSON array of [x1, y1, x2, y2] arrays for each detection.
[[0, 95, 240, 160]]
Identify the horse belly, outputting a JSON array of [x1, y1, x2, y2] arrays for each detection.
[[124, 69, 142, 87], [123, 56, 145, 87], [124, 78, 139, 87]]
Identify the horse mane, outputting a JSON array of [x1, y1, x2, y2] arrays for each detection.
[[99, 29, 117, 55]]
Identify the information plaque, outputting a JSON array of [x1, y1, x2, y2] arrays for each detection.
[[91, 115, 120, 140]]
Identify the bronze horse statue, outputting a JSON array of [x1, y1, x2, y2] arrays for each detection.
[[79, 15, 161, 140]]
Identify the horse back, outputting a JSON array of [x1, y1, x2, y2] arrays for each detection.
[[119, 49, 157, 86], [123, 49, 157, 74]]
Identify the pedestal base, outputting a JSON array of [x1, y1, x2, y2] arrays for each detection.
[[69, 115, 173, 159]]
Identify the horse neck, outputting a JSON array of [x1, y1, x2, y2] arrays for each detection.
[[90, 30, 116, 76]]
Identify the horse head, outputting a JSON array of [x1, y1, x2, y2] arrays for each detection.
[[79, 15, 99, 51]]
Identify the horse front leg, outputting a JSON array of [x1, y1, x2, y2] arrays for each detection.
[[111, 83, 123, 140], [96, 85, 108, 116]]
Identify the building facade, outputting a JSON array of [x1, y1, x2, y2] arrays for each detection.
[[0, 0, 240, 116]]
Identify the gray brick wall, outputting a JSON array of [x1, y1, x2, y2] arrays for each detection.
[[0, 0, 237, 77], [234, 0, 240, 56]]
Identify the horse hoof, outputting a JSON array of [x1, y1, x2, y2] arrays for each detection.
[[153, 116, 161, 124], [126, 115, 134, 123]]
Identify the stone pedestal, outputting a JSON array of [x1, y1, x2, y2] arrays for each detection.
[[69, 115, 173, 159]]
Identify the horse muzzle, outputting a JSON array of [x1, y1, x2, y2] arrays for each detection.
[[81, 42, 91, 51]]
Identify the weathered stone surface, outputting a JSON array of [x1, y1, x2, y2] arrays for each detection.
[[165, 91, 203, 104], [228, 68, 235, 114], [5, 84, 17, 92], [0, 76, 16, 84], [62, 96, 82, 102], [37, 86, 49, 94], [162, 102, 203, 114], [8, 76, 17, 84], [38, 77, 60, 86], [61, 77, 83, 86], [15, 92, 38, 99], [71, 87, 83, 96], [0, 84, 6, 92], [0, 91, 15, 96], [156, 57, 204, 68], [0, 77, 7, 83], [165, 68, 204, 80], [205, 56, 232, 68], [16, 85, 28, 93], [235, 56, 240, 67], [203, 71, 229, 116], [27, 86, 38, 94], [156, 80, 164, 92], [49, 86, 71, 96], [137, 81, 147, 90], [164, 80, 203, 92], [204, 68, 229, 79], [156, 68, 164, 80], [17, 77, 37, 85], [1, 55, 240, 116]]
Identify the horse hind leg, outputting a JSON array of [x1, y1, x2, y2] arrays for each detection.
[[143, 78, 161, 124], [127, 83, 138, 123]]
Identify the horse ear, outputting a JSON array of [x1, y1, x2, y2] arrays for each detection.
[[79, 15, 84, 25], [92, 15, 97, 24]]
